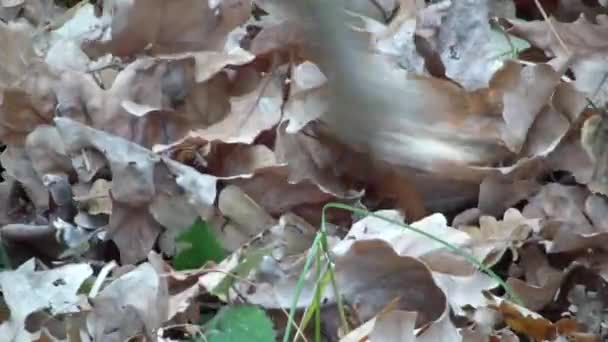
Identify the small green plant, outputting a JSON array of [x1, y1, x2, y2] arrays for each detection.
[[194, 305, 276, 342], [173, 219, 226, 271], [283, 202, 524, 342]]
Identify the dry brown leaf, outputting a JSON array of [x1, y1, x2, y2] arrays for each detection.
[[229, 165, 334, 217], [55, 59, 172, 145], [0, 145, 49, 212], [107, 204, 162, 265], [462, 208, 538, 267], [334, 239, 447, 325], [0, 20, 56, 144], [282, 61, 329, 132], [503, 14, 608, 103], [85, 0, 251, 57], [215, 184, 277, 251], [87, 254, 168, 341], [546, 130, 595, 186], [249, 20, 309, 57], [422, 0, 503, 89], [369, 310, 417, 342], [175, 73, 283, 145], [242, 238, 447, 327], [490, 61, 563, 153], [497, 300, 557, 341], [580, 114, 608, 195], [478, 175, 541, 217], [275, 122, 361, 199], [25, 125, 72, 178], [74, 179, 112, 216], [207, 143, 279, 178], [507, 245, 563, 311], [523, 183, 592, 231], [522, 183, 608, 253], [0, 260, 92, 341], [554, 0, 608, 22], [337, 210, 501, 317], [51, 117, 218, 262]]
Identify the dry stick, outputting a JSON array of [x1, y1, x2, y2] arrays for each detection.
[[278, 299, 310, 342], [89, 260, 117, 298]]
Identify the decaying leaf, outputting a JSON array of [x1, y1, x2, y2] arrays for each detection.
[[1, 0, 607, 340], [0, 259, 92, 341], [84, 0, 251, 57], [87, 254, 168, 341]]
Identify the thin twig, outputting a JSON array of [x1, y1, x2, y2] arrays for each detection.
[[89, 260, 117, 298], [533, 0, 571, 56]]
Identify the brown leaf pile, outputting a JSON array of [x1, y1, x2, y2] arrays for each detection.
[[1, 0, 608, 341]]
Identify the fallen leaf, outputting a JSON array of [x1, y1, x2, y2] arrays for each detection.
[[0, 259, 92, 341], [84, 0, 251, 57], [503, 14, 608, 104], [369, 310, 417, 342], [87, 256, 168, 341], [176, 73, 283, 145]]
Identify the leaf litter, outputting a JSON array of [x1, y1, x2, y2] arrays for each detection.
[[1, 0, 608, 341]]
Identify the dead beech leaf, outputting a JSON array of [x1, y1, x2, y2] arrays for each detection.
[[332, 239, 447, 325], [506, 245, 563, 311], [0, 20, 56, 144], [580, 114, 608, 195], [282, 61, 329, 132], [155, 46, 255, 84], [0, 145, 49, 211], [176, 73, 283, 145], [547, 131, 594, 186], [52, 117, 218, 262], [207, 143, 279, 178], [215, 184, 277, 251], [496, 300, 557, 341], [54, 116, 159, 205], [54, 58, 173, 145], [369, 310, 417, 342], [342, 210, 473, 262], [85, 0, 251, 57], [461, 208, 538, 267], [243, 238, 447, 327], [520, 185, 608, 252], [275, 122, 361, 199], [503, 14, 608, 103], [249, 20, 308, 57], [87, 257, 168, 341], [25, 125, 72, 179], [229, 165, 334, 217], [0, 259, 92, 341], [108, 204, 162, 265], [74, 179, 112, 216], [0, 20, 38, 87], [421, 0, 503, 89], [490, 61, 562, 153], [478, 175, 541, 217]]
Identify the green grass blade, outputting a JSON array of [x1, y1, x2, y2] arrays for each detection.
[[283, 233, 322, 342]]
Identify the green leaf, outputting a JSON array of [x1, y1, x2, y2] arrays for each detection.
[[173, 219, 226, 271], [198, 305, 275, 342]]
